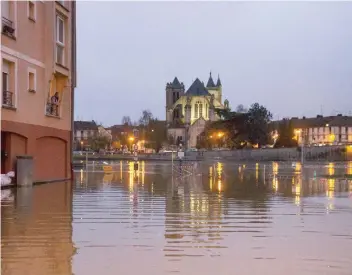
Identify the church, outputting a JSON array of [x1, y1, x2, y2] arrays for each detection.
[[166, 72, 229, 148]]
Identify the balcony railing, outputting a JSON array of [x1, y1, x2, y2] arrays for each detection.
[[2, 17, 15, 37], [46, 102, 59, 117], [2, 91, 13, 107]]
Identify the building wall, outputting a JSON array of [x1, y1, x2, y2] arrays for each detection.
[[188, 118, 207, 148], [2, 120, 70, 181], [295, 126, 352, 145], [1, 1, 75, 180], [1, 1, 73, 131]]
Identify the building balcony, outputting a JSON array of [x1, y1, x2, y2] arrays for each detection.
[[2, 91, 14, 108], [46, 102, 59, 117]]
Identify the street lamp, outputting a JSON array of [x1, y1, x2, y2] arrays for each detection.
[[129, 137, 134, 152], [80, 141, 84, 151]]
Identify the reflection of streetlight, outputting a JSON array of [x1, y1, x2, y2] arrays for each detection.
[[217, 132, 224, 138]]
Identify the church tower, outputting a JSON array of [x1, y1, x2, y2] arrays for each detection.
[[216, 74, 222, 104], [165, 77, 185, 124], [205, 72, 222, 104]]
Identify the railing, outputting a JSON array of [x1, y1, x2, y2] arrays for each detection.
[[46, 102, 59, 117], [2, 91, 13, 107], [2, 17, 15, 36]]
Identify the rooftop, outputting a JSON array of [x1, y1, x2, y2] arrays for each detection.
[[74, 120, 98, 131], [185, 78, 210, 96]]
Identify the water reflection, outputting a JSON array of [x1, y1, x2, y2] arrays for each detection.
[[2, 161, 352, 275], [1, 181, 74, 275]]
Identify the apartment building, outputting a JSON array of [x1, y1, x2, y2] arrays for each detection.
[[1, 1, 77, 181], [274, 115, 352, 146], [73, 120, 99, 150]]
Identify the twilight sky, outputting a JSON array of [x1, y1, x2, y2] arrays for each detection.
[[74, 1, 352, 126]]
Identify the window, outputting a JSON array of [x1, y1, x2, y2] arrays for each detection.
[[28, 68, 36, 92], [56, 15, 65, 65], [2, 59, 15, 108], [194, 102, 199, 118], [194, 101, 202, 119], [2, 1, 16, 38], [28, 1, 36, 21]]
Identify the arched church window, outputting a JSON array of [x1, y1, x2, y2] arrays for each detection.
[[199, 103, 203, 118], [194, 102, 199, 118], [205, 104, 208, 118]]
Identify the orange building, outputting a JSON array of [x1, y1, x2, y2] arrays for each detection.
[[1, 1, 77, 181]]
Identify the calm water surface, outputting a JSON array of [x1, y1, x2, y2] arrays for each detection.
[[2, 161, 352, 275]]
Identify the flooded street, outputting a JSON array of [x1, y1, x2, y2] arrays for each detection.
[[2, 161, 352, 275]]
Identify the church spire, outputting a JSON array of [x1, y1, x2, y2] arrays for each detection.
[[206, 71, 216, 88], [216, 74, 222, 87]]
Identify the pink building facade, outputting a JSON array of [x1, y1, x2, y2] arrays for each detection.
[[1, 1, 76, 181]]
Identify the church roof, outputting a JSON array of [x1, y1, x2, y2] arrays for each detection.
[[185, 78, 210, 96], [206, 72, 216, 88], [170, 77, 183, 89], [216, 74, 222, 87]]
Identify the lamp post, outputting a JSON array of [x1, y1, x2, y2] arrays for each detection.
[[217, 132, 224, 148], [129, 136, 134, 152]]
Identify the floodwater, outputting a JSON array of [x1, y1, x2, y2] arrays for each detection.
[[1, 161, 352, 275]]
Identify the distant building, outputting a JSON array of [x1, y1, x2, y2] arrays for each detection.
[[73, 121, 98, 150], [1, 1, 77, 181], [165, 72, 229, 148], [98, 125, 112, 142], [107, 124, 138, 141], [106, 124, 142, 150], [273, 115, 352, 146]]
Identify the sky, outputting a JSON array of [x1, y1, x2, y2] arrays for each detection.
[[74, 1, 352, 126]]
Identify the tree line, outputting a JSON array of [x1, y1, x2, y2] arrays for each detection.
[[199, 103, 298, 149], [85, 103, 298, 152]]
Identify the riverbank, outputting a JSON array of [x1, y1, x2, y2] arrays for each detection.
[[73, 145, 352, 162]]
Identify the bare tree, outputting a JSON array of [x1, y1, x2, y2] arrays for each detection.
[[235, 104, 248, 113], [139, 110, 153, 126], [121, 116, 132, 125]]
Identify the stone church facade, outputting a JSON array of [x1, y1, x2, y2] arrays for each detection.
[[165, 72, 229, 148]]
